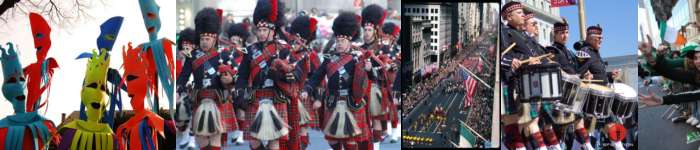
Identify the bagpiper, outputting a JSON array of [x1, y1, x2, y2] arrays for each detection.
[[360, 4, 390, 149], [380, 22, 401, 143], [235, 0, 295, 149], [287, 15, 319, 150], [177, 7, 232, 150], [225, 22, 251, 146], [302, 11, 371, 150]]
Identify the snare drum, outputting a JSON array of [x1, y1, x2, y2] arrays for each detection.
[[583, 84, 614, 118], [556, 72, 589, 114], [518, 63, 562, 102], [611, 83, 638, 119]]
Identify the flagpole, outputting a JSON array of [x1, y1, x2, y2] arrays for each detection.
[[578, 0, 587, 40], [458, 64, 492, 89]]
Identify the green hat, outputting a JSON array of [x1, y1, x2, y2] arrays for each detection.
[[681, 44, 698, 57]]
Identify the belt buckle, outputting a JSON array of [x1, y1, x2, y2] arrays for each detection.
[[337, 100, 347, 105], [263, 79, 274, 88], [259, 99, 273, 105], [339, 89, 349, 96]]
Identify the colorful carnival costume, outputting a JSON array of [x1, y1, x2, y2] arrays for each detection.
[[0, 13, 61, 150], [137, 0, 176, 114], [0, 40, 58, 149], [59, 50, 118, 150], [303, 12, 371, 150], [116, 43, 166, 150], [136, 1, 177, 148]]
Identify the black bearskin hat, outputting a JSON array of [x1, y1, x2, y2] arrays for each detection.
[[195, 7, 221, 36], [227, 23, 250, 43], [361, 4, 386, 28], [382, 22, 400, 38], [333, 11, 360, 39], [254, 0, 285, 29], [290, 15, 318, 43], [177, 28, 196, 51]]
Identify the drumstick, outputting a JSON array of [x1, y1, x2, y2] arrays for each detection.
[[521, 53, 554, 64], [581, 79, 604, 82], [501, 43, 516, 57]]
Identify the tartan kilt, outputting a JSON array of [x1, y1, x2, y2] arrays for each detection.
[[218, 102, 238, 132], [244, 98, 289, 141], [323, 104, 370, 142], [389, 102, 399, 125], [369, 83, 388, 120], [302, 98, 320, 129]]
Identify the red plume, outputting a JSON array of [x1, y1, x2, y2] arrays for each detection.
[[392, 26, 400, 37], [216, 9, 224, 25], [309, 17, 318, 35], [270, 0, 278, 22]]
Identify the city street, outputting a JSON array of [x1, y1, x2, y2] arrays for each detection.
[[639, 85, 699, 149]]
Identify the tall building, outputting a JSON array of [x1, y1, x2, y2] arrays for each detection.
[[404, 3, 453, 68], [458, 3, 480, 44], [408, 17, 432, 74], [503, 0, 562, 46]]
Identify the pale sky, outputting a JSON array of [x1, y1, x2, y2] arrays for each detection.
[[0, 0, 175, 123]]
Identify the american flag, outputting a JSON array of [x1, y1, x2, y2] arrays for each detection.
[[460, 67, 478, 107]]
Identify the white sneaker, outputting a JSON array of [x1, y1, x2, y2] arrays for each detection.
[[386, 122, 393, 138], [226, 131, 236, 146], [235, 130, 245, 145], [374, 142, 381, 150], [390, 126, 400, 143]]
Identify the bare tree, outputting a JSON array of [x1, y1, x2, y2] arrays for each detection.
[[0, 0, 101, 26]]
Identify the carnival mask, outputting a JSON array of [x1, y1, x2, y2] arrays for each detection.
[[29, 13, 51, 61], [122, 44, 149, 112], [81, 50, 110, 122], [0, 43, 26, 113], [138, 0, 161, 40], [97, 17, 124, 52]]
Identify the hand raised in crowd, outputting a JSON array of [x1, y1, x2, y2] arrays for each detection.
[[639, 89, 663, 107]]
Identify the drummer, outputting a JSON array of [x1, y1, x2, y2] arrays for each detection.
[[577, 25, 611, 85], [576, 24, 631, 150], [500, 2, 550, 150], [541, 18, 584, 150], [520, 10, 567, 150], [546, 19, 578, 74]]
